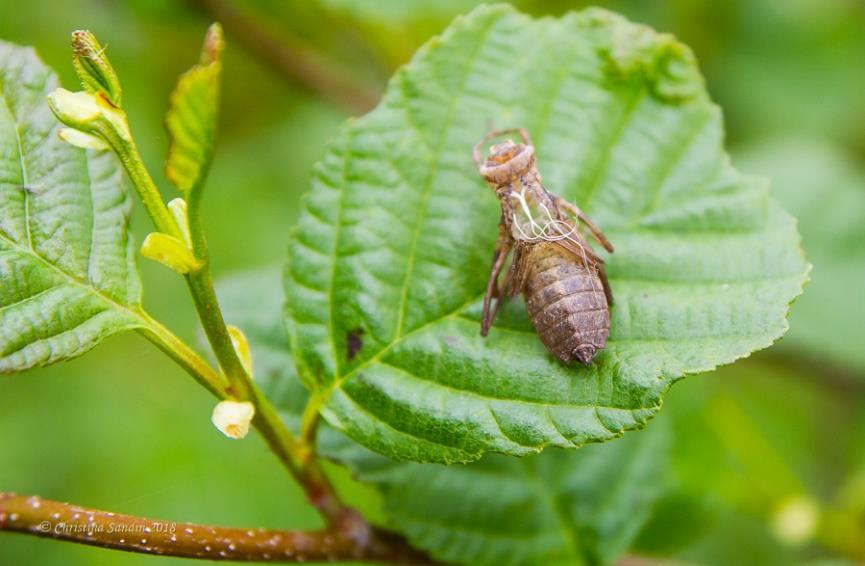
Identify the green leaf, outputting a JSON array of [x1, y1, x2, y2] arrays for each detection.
[[375, 425, 670, 566], [219, 267, 671, 565], [164, 24, 223, 194], [0, 42, 144, 372], [736, 139, 865, 373], [283, 5, 808, 463], [632, 356, 856, 560]]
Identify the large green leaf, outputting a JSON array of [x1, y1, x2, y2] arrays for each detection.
[[220, 267, 671, 566], [736, 139, 865, 373], [0, 42, 143, 372], [283, 5, 808, 463]]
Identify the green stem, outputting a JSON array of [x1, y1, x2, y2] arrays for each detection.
[[185, 182, 252, 401], [137, 313, 229, 399], [249, 383, 348, 524], [139, 310, 349, 524], [106, 129, 180, 239], [299, 393, 322, 453], [101, 107, 249, 400], [185, 267, 252, 399], [104, 107, 352, 526]]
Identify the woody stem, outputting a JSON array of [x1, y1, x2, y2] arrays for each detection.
[[0, 493, 435, 563]]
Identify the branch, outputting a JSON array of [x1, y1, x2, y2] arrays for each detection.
[[0, 493, 436, 564], [186, 0, 381, 113]]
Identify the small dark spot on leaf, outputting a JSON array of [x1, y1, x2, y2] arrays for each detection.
[[346, 328, 364, 361]]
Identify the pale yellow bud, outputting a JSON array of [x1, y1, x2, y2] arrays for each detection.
[[47, 88, 100, 126], [770, 495, 819, 546], [167, 198, 192, 246], [58, 128, 108, 150], [140, 232, 200, 274], [227, 325, 253, 377], [212, 400, 255, 439], [47, 89, 131, 144]]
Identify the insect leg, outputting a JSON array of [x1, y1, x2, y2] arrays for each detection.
[[598, 265, 614, 306], [481, 235, 512, 337], [553, 195, 615, 253]]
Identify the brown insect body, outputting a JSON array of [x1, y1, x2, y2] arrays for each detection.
[[473, 128, 614, 365]]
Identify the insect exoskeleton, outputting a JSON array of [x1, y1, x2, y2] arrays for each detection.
[[473, 128, 614, 365], [521, 241, 610, 364]]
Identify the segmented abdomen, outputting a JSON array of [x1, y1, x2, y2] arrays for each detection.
[[522, 242, 609, 364]]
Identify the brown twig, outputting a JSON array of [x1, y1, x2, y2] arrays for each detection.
[[0, 493, 436, 563], [186, 0, 381, 113]]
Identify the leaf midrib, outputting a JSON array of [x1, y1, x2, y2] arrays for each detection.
[[0, 84, 33, 250]]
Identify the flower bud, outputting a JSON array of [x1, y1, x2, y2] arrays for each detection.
[[47, 88, 131, 145], [58, 128, 108, 150], [46, 89, 101, 127], [212, 400, 255, 439], [140, 232, 200, 274], [167, 198, 192, 246], [227, 325, 253, 377], [71, 30, 122, 106], [770, 495, 819, 546]]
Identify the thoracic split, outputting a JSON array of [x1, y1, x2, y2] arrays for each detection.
[[473, 128, 614, 365]]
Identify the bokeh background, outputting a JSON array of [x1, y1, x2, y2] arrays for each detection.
[[1, 1, 864, 564]]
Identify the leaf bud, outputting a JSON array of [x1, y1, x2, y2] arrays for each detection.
[[57, 127, 108, 150], [140, 232, 201, 274], [227, 325, 253, 377], [71, 30, 122, 106]]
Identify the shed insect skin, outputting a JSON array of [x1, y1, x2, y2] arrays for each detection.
[[473, 128, 614, 365]]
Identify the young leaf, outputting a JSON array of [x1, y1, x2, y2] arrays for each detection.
[[283, 5, 808, 463], [70, 30, 122, 106], [218, 267, 671, 565], [164, 23, 223, 194], [0, 42, 144, 372]]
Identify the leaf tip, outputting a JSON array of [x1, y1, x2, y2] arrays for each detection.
[[201, 23, 225, 65]]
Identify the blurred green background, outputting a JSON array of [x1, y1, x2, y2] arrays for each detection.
[[1, 1, 863, 564]]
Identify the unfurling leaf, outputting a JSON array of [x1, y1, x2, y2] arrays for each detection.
[[70, 29, 122, 106], [219, 268, 671, 565], [165, 23, 223, 194], [0, 42, 144, 372], [140, 232, 200, 274], [283, 5, 808, 463]]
